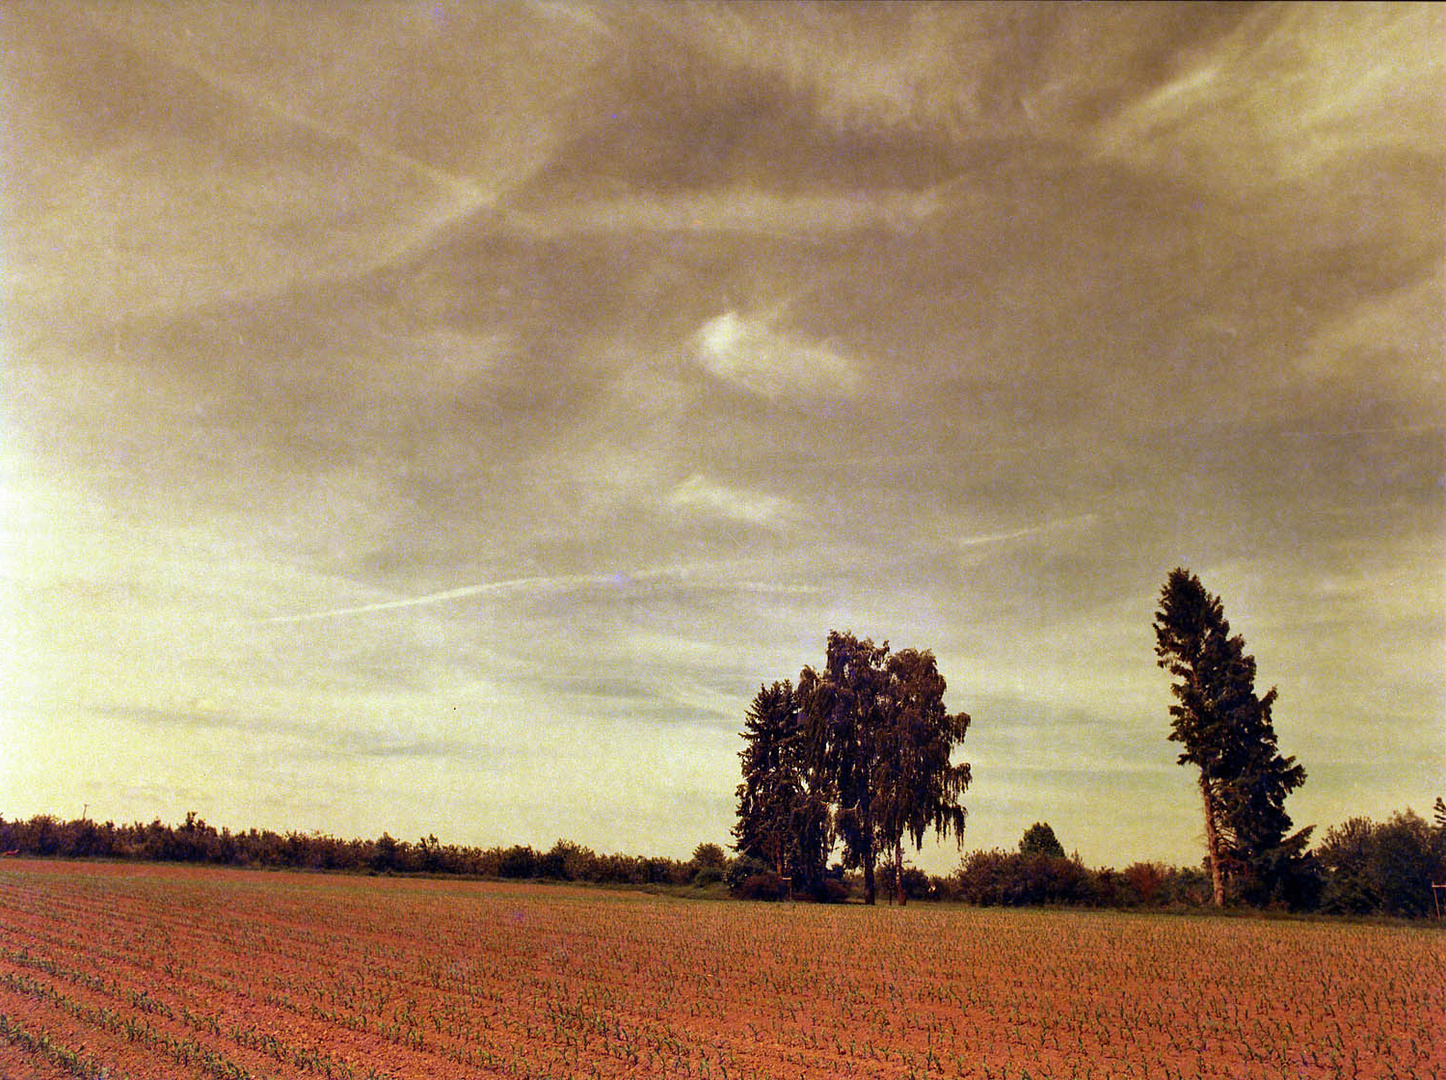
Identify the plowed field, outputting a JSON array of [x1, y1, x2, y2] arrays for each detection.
[[1, 859, 1440, 1079]]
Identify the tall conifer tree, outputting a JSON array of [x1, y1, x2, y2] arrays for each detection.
[[732, 680, 830, 895], [1153, 568, 1311, 906]]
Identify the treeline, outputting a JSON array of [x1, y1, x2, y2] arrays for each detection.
[[2, 808, 1442, 917], [0, 812, 723, 888], [919, 811, 1446, 917]]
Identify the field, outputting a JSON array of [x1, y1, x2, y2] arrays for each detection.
[[0, 860, 1441, 1080]]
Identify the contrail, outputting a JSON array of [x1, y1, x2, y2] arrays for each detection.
[[956, 513, 1100, 549], [263, 561, 769, 624], [264, 573, 619, 624]]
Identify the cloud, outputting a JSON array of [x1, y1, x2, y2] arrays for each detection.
[[691, 310, 861, 399], [5, 3, 1440, 867], [96, 704, 255, 733], [668, 473, 788, 526], [956, 514, 1101, 550]]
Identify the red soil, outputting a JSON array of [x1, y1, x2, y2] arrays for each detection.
[[1, 859, 1441, 1079]]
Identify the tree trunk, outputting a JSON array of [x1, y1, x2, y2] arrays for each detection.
[[1200, 772, 1226, 906], [894, 839, 907, 907], [863, 855, 876, 905]]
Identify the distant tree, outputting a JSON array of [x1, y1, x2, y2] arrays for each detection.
[[1153, 568, 1312, 907], [733, 681, 830, 895], [1019, 822, 1065, 858], [1435, 796, 1446, 879], [370, 832, 402, 874], [955, 849, 1096, 907], [688, 843, 727, 888], [794, 632, 972, 906], [1315, 816, 1381, 914], [798, 633, 892, 905], [538, 839, 592, 880], [690, 842, 727, 870], [872, 648, 972, 905], [1371, 811, 1442, 916]]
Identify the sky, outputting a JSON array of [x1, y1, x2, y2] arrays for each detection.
[[2, 1, 1442, 874]]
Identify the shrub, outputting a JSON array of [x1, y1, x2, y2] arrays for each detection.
[[1318, 811, 1443, 918], [736, 873, 789, 901], [956, 850, 1097, 907], [497, 844, 537, 879], [725, 854, 772, 893]]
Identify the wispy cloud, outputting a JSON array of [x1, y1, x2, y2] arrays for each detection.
[[691, 310, 861, 399], [262, 561, 781, 624], [668, 473, 788, 526], [96, 703, 256, 732], [956, 514, 1100, 550]]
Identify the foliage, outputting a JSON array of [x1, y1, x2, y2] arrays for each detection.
[[955, 851, 1214, 909], [1018, 822, 1065, 858], [723, 853, 772, 893], [690, 842, 727, 869], [0, 813, 697, 889], [877, 861, 933, 902], [688, 842, 728, 888], [1153, 568, 1313, 907], [1, 806, 1439, 917], [797, 633, 893, 903], [872, 647, 973, 905], [1316, 809, 1446, 918], [765, 631, 972, 905], [955, 850, 1098, 907], [734, 871, 790, 901], [732, 679, 832, 897]]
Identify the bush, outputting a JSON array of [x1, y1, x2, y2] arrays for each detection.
[[1318, 811, 1443, 918], [497, 844, 537, 879], [691, 865, 724, 888], [736, 873, 789, 901], [725, 854, 772, 892], [956, 850, 1097, 907], [879, 863, 934, 902]]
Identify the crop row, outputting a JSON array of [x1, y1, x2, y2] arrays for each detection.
[[1, 860, 1442, 1079]]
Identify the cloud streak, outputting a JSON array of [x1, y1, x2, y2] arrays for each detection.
[[956, 514, 1101, 550]]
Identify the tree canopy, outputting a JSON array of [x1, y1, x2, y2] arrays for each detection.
[[732, 679, 831, 896], [1019, 822, 1066, 858], [737, 631, 972, 905], [1153, 568, 1313, 907]]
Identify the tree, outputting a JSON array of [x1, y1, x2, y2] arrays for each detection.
[[1318, 810, 1444, 917], [1153, 568, 1311, 906], [872, 648, 972, 905], [797, 633, 892, 905], [691, 842, 727, 870], [732, 680, 831, 896], [1019, 822, 1065, 858], [736, 632, 973, 906], [795, 632, 971, 906]]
